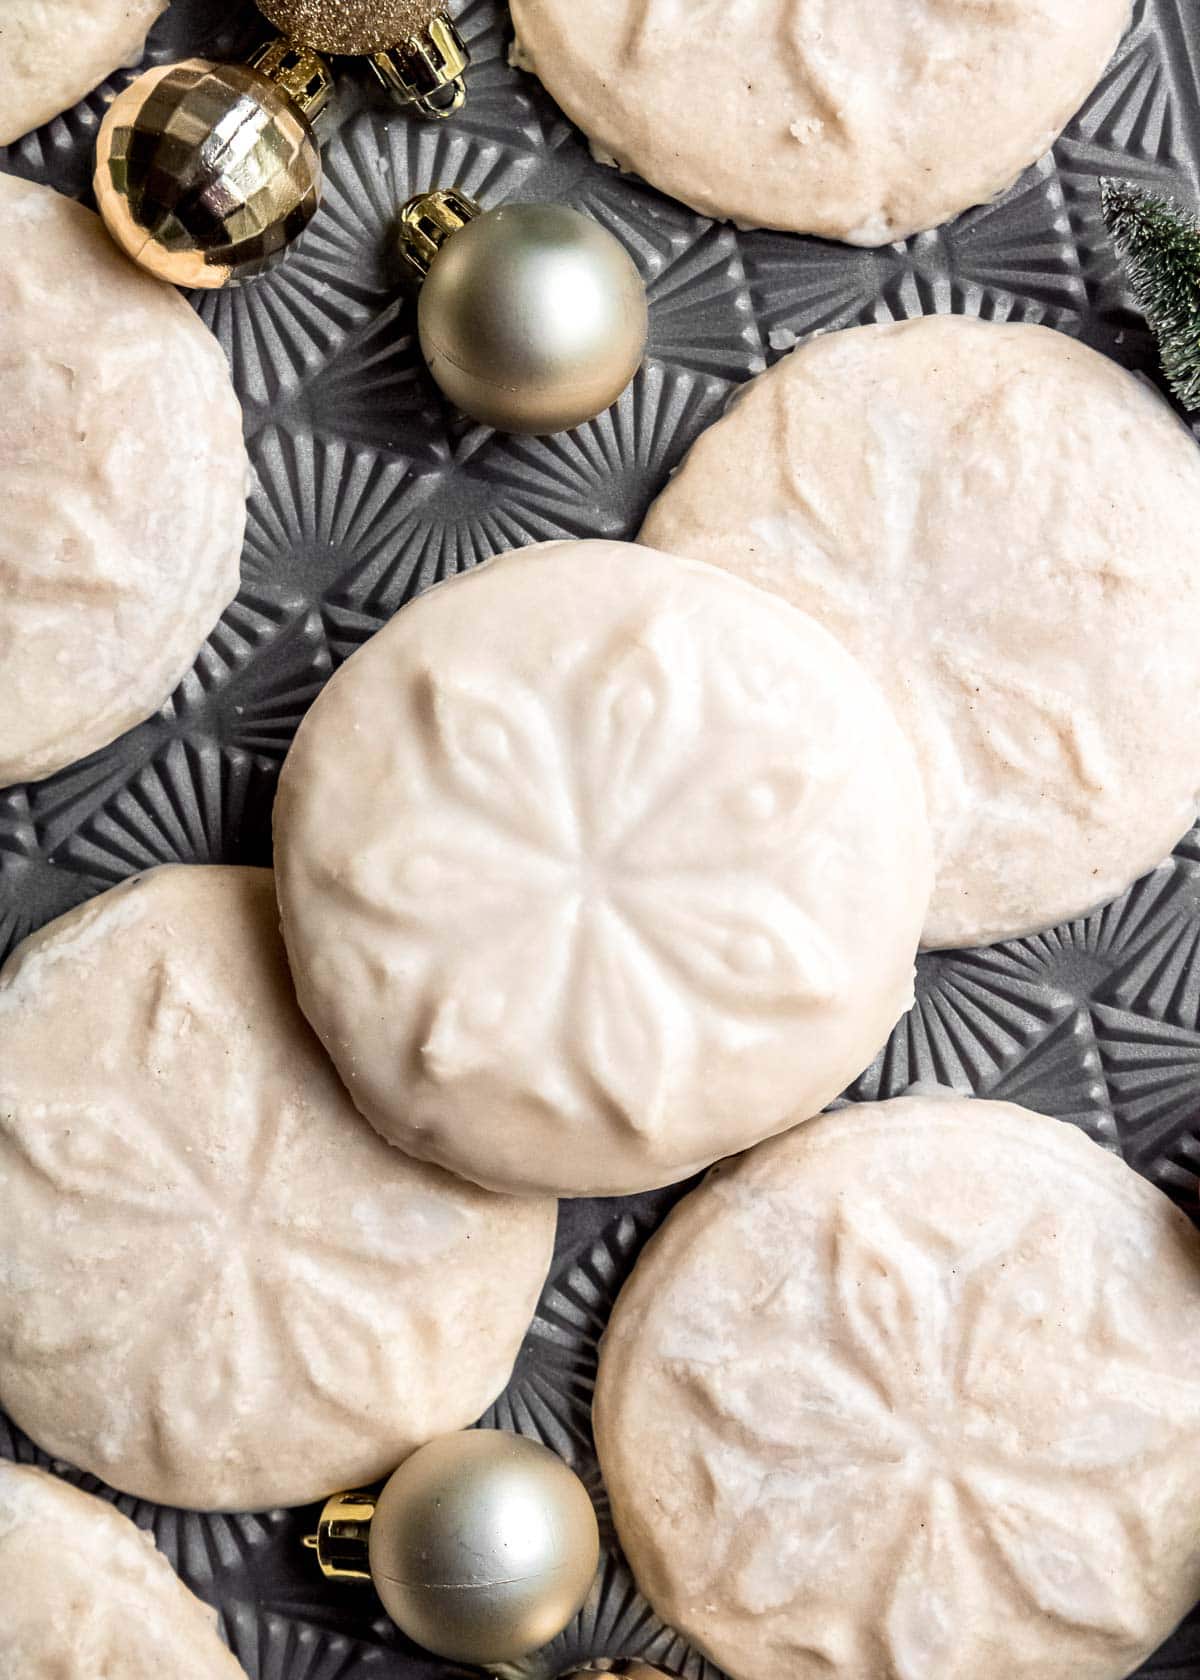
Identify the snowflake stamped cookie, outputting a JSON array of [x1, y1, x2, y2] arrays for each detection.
[[643, 316, 1200, 949], [0, 173, 247, 786], [510, 0, 1130, 242], [0, 866, 555, 1511], [0, 1464, 247, 1679], [596, 1094, 1200, 1680], [273, 539, 934, 1198]]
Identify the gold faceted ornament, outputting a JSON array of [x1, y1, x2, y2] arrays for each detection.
[[306, 1430, 600, 1666], [94, 43, 330, 289], [256, 0, 470, 117], [397, 189, 649, 435]]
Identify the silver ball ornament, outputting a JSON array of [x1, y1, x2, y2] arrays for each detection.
[[403, 197, 648, 435], [368, 1430, 600, 1665]]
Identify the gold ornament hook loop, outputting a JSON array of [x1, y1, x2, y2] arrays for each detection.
[[411, 76, 468, 120]]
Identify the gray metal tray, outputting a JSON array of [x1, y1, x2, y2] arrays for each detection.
[[2, 1, 1200, 1674]]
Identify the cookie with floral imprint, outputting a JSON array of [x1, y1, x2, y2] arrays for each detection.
[[642, 316, 1200, 949], [0, 172, 246, 787], [595, 1091, 1200, 1680], [0, 1463, 246, 1678], [0, 866, 556, 1511], [0, 0, 167, 147], [509, 0, 1130, 243], [273, 539, 933, 1197]]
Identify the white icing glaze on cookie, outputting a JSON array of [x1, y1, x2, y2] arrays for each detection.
[[509, 0, 1130, 242], [0, 867, 555, 1511], [0, 1464, 246, 1678], [596, 1096, 1200, 1680], [0, 0, 167, 145], [274, 540, 932, 1197], [0, 173, 245, 786], [642, 317, 1200, 948]]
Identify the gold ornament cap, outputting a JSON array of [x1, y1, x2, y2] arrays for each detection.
[[256, 0, 469, 117], [247, 36, 333, 129], [303, 1487, 378, 1582], [396, 186, 481, 281]]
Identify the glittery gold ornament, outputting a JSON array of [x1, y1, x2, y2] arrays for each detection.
[[397, 189, 649, 435], [305, 1431, 600, 1666], [256, 0, 469, 117], [94, 42, 330, 289]]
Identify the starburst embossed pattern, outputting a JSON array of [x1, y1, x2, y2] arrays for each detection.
[[3, 0, 1200, 1676]]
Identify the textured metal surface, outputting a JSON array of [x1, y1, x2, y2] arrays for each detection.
[[1, 0, 1199, 1675]]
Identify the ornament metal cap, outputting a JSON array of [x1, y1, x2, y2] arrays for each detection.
[[303, 1487, 377, 1582], [256, 0, 469, 117], [396, 186, 481, 281], [370, 14, 469, 119], [247, 36, 334, 131]]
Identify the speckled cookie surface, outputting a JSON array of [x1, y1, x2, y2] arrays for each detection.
[[0, 0, 167, 146], [509, 0, 1130, 242], [0, 1464, 246, 1678], [0, 866, 556, 1511], [274, 539, 932, 1198], [0, 173, 245, 786], [596, 1095, 1200, 1680], [642, 316, 1200, 949]]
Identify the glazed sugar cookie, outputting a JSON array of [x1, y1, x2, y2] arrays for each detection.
[[0, 174, 245, 787], [0, 0, 167, 146], [643, 317, 1200, 948], [0, 1465, 246, 1679], [0, 868, 555, 1511], [510, 0, 1129, 242], [596, 1096, 1200, 1680], [275, 540, 932, 1198]]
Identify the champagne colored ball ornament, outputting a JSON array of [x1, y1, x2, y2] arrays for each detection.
[[398, 189, 648, 435], [94, 42, 331, 289], [256, 0, 469, 116], [305, 1431, 600, 1665], [370, 1431, 600, 1664]]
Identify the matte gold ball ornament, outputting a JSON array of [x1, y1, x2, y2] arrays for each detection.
[[305, 1430, 600, 1666], [256, 0, 470, 115], [94, 41, 331, 288], [398, 189, 649, 435]]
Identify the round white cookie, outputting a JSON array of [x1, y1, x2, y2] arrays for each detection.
[[596, 1095, 1200, 1680], [0, 867, 555, 1511], [0, 0, 167, 146], [275, 540, 932, 1198], [642, 317, 1200, 948], [510, 0, 1129, 243], [0, 1464, 246, 1679], [0, 173, 245, 787]]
